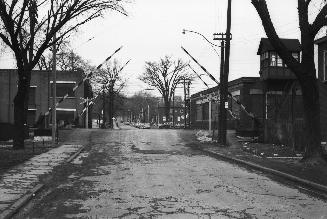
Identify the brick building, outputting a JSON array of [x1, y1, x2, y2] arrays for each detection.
[[190, 37, 327, 150], [0, 69, 92, 128], [314, 36, 327, 147], [190, 77, 262, 134]]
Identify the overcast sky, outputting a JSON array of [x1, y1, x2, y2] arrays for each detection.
[[0, 0, 325, 97]]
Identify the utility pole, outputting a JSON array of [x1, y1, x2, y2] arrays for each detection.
[[85, 97, 89, 129], [147, 104, 150, 123], [172, 92, 175, 128], [222, 0, 232, 145], [102, 86, 105, 128], [187, 81, 191, 128], [209, 99, 212, 132], [157, 102, 159, 126], [52, 32, 57, 146], [70, 51, 74, 71], [214, 0, 232, 145], [110, 85, 114, 128], [218, 39, 225, 144], [183, 78, 187, 129]]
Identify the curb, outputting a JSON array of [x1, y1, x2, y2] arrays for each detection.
[[0, 184, 44, 219], [202, 148, 327, 196], [0, 145, 85, 218], [66, 145, 86, 163]]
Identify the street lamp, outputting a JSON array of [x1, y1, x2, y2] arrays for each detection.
[[182, 29, 220, 56], [145, 88, 155, 122], [182, 28, 220, 133], [52, 32, 57, 146], [142, 88, 155, 124]]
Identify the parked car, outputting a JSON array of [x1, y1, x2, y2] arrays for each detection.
[[140, 123, 151, 129], [159, 122, 172, 129]]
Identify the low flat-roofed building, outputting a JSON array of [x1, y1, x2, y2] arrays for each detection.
[[0, 69, 92, 128]]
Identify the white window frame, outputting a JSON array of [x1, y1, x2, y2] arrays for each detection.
[[56, 108, 76, 112], [50, 81, 76, 84], [270, 52, 277, 66]]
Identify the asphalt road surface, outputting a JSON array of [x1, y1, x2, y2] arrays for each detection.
[[18, 127, 327, 218]]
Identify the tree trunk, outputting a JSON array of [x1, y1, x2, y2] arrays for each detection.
[[110, 91, 114, 128], [300, 37, 326, 164], [102, 90, 106, 128], [13, 68, 31, 149], [164, 98, 170, 122], [107, 87, 114, 128], [300, 77, 325, 164]]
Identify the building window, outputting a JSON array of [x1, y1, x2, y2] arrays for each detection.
[[277, 55, 283, 66], [292, 52, 299, 61], [28, 86, 36, 106], [270, 52, 277, 66], [27, 109, 36, 126], [50, 108, 76, 125], [269, 52, 285, 67], [196, 104, 202, 121], [50, 82, 76, 97], [264, 51, 269, 59], [324, 50, 327, 81], [202, 102, 209, 120], [260, 51, 270, 68], [260, 52, 268, 61]]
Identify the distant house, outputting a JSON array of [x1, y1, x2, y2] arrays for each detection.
[[0, 69, 92, 128], [156, 96, 187, 127]]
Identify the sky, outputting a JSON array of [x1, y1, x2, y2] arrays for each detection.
[[0, 0, 325, 97]]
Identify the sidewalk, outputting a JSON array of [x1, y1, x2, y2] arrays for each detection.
[[0, 129, 91, 218], [195, 130, 327, 195]]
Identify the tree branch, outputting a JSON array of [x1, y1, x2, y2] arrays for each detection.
[[251, 0, 303, 77], [310, 1, 327, 35]]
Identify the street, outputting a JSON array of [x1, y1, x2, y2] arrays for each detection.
[[18, 127, 327, 218]]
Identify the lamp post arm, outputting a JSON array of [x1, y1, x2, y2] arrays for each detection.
[[183, 29, 218, 47], [183, 29, 220, 57]]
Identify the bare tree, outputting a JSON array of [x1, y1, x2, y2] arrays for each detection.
[[0, 0, 126, 149], [139, 56, 191, 123], [38, 46, 94, 73], [124, 91, 159, 123], [93, 60, 127, 128], [251, 0, 327, 164]]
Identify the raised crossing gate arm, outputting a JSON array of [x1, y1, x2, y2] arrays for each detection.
[[79, 59, 131, 117], [227, 108, 238, 120], [187, 64, 210, 89], [44, 46, 123, 117], [181, 46, 259, 123], [227, 93, 255, 119], [181, 47, 219, 85]]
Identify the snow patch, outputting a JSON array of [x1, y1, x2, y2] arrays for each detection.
[[33, 136, 52, 142], [196, 130, 213, 143]]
